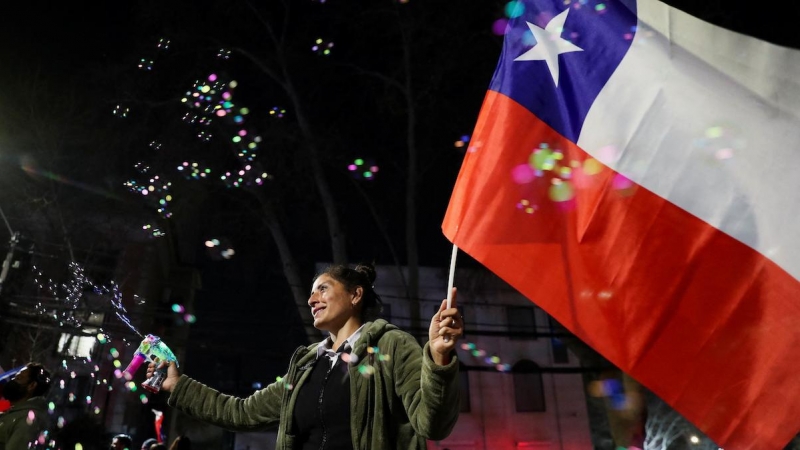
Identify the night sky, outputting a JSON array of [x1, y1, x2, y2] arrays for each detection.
[[2, 0, 799, 390]]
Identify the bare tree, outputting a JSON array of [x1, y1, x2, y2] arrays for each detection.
[[644, 393, 719, 450]]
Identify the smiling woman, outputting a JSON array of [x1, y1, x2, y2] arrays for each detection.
[[308, 265, 383, 348], [147, 263, 466, 450]]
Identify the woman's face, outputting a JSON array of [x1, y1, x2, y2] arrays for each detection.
[[308, 274, 360, 332]]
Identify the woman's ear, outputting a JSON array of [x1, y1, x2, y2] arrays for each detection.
[[351, 286, 364, 306]]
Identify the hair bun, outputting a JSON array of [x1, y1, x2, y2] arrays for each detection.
[[354, 263, 377, 285]]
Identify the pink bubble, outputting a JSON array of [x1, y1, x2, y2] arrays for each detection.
[[492, 18, 509, 36], [208, 74, 218, 82], [611, 173, 634, 190], [596, 145, 619, 164], [511, 164, 536, 184]]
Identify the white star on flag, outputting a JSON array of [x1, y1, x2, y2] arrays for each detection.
[[514, 9, 583, 87]]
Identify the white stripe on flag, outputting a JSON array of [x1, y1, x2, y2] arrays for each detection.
[[577, 0, 800, 280]]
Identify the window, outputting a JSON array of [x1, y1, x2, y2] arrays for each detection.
[[513, 360, 545, 412], [459, 363, 471, 413], [506, 306, 537, 340], [548, 317, 569, 363], [58, 333, 97, 358]]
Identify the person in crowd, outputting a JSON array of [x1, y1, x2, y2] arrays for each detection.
[[148, 444, 167, 450], [0, 362, 51, 450], [110, 434, 133, 450], [140, 437, 159, 450], [149, 263, 464, 449], [168, 435, 191, 450]]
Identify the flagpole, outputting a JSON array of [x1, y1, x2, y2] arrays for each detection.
[[444, 243, 458, 343], [446, 243, 458, 309]]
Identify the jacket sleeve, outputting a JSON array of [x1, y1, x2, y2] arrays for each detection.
[[168, 374, 285, 431], [391, 332, 460, 440]]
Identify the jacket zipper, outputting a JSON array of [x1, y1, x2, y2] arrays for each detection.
[[283, 346, 306, 450], [318, 359, 336, 450]]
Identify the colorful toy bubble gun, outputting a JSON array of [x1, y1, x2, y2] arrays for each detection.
[[122, 334, 178, 393]]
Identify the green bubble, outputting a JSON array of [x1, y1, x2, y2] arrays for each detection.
[[530, 149, 555, 171], [354, 158, 364, 166], [705, 126, 724, 138], [504, 1, 525, 18], [549, 181, 574, 202]]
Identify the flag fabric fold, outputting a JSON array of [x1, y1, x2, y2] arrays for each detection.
[[443, 0, 800, 448]]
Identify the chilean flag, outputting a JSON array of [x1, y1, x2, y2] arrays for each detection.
[[442, 0, 800, 448]]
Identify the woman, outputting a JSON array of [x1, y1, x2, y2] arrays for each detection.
[[149, 264, 463, 449]]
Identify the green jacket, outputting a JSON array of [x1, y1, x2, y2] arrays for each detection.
[[168, 319, 459, 449], [0, 397, 49, 450]]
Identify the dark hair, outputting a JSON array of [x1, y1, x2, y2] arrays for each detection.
[[316, 263, 383, 322], [26, 362, 51, 397], [113, 434, 133, 447], [149, 444, 167, 450]]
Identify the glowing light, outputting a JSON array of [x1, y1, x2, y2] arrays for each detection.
[[504, 1, 525, 18]]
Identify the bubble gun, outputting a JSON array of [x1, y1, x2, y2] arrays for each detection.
[[122, 334, 178, 393]]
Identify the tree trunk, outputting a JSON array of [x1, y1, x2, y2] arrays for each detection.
[[282, 74, 348, 265], [253, 190, 319, 343]]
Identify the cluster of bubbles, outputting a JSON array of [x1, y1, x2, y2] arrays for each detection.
[[138, 58, 154, 71], [205, 238, 236, 260], [182, 113, 214, 127], [347, 158, 379, 180], [563, 0, 608, 13], [311, 38, 334, 56], [460, 342, 512, 372], [181, 74, 232, 117], [269, 106, 287, 119], [141, 224, 166, 238], [30, 262, 89, 328], [123, 162, 174, 219], [112, 105, 130, 118], [453, 135, 470, 149], [181, 73, 271, 188], [171, 303, 197, 324], [511, 142, 606, 206], [492, 0, 525, 35], [29, 264, 141, 337], [694, 125, 744, 162], [492, 0, 607, 36], [177, 161, 212, 180], [217, 48, 231, 60], [136, 37, 171, 72]]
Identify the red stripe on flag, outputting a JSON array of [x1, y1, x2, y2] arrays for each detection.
[[443, 91, 800, 449]]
